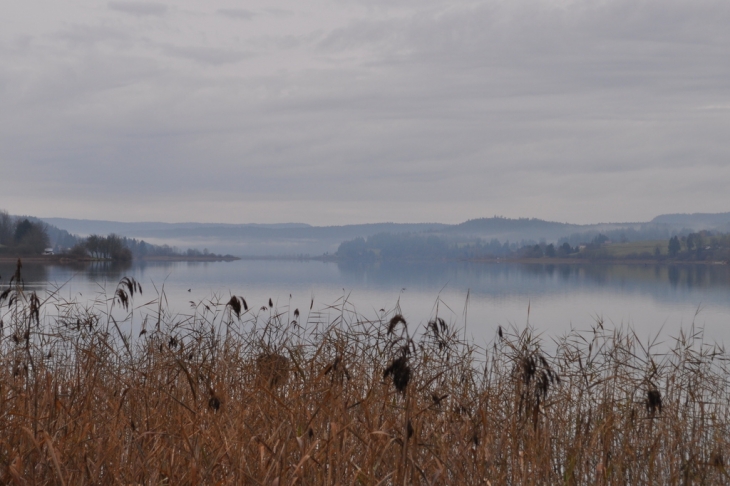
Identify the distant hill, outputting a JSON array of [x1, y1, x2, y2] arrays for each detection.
[[24, 216, 82, 249], [39, 216, 646, 257], [42, 218, 313, 236], [433, 217, 652, 245], [40, 218, 449, 256], [40, 212, 730, 257], [651, 212, 730, 231], [440, 217, 582, 240]]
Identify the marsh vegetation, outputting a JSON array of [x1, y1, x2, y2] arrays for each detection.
[[0, 259, 729, 483]]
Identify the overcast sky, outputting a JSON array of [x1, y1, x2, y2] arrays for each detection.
[[1, 0, 729, 225]]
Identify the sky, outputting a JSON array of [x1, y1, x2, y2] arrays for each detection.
[[1, 0, 729, 225]]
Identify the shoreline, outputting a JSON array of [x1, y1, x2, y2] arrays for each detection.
[[1, 254, 726, 266], [137, 255, 240, 262], [317, 256, 729, 265], [477, 257, 729, 265], [0, 255, 240, 264]]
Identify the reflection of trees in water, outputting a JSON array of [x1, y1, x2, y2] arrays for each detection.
[[336, 261, 730, 302], [337, 260, 519, 288], [0, 262, 49, 288], [522, 263, 730, 292], [668, 266, 680, 288], [131, 260, 213, 273], [338, 260, 416, 287], [84, 262, 132, 280], [0, 261, 135, 293], [69, 261, 133, 281], [665, 264, 724, 291]]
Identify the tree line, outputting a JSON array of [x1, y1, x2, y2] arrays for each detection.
[[68, 234, 227, 261], [336, 230, 730, 262], [69, 234, 133, 261], [0, 211, 51, 255], [1, 209, 227, 260], [336, 232, 582, 262], [667, 231, 730, 261]]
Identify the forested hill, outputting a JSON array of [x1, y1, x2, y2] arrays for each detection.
[[41, 218, 450, 256], [41, 219, 313, 236], [429, 217, 653, 246], [651, 213, 730, 231], [437, 217, 583, 240], [39, 213, 730, 258]]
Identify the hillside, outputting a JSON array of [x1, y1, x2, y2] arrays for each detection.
[[651, 212, 730, 231], [40, 212, 730, 258]]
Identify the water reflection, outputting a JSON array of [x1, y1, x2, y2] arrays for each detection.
[[2, 259, 730, 340], [0, 262, 49, 289], [335, 261, 730, 301], [0, 261, 132, 295], [4, 260, 729, 299], [73, 260, 133, 279]]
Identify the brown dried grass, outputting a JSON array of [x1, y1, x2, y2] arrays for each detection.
[[1, 265, 729, 484]]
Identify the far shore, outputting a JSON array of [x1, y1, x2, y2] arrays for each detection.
[[0, 255, 240, 264], [137, 255, 240, 262], [289, 255, 730, 265], [494, 257, 728, 265], [1, 254, 726, 266]]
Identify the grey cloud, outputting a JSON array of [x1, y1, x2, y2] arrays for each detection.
[[2, 0, 730, 225], [108, 1, 167, 16], [160, 44, 252, 65], [217, 8, 256, 20], [263, 8, 296, 18], [216, 7, 297, 21], [318, 1, 730, 74], [53, 24, 131, 47], [317, 18, 403, 54], [9, 35, 34, 52]]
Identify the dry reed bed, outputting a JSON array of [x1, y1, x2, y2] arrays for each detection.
[[1, 261, 729, 484]]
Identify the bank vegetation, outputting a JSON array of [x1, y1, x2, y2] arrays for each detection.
[[0, 260, 728, 483]]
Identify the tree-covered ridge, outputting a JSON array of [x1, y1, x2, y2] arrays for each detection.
[[68, 234, 133, 261], [35, 212, 730, 258], [0, 211, 50, 255], [666, 232, 730, 261], [337, 232, 525, 261], [68, 234, 233, 260], [1, 209, 229, 260], [336, 231, 730, 262]]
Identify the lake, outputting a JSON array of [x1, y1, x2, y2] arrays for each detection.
[[2, 259, 730, 348]]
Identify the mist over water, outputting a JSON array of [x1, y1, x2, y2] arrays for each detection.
[[2, 260, 730, 347]]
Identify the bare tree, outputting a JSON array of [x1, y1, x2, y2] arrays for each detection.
[[0, 210, 14, 247]]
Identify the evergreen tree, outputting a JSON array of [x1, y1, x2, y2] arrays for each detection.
[[668, 236, 681, 257]]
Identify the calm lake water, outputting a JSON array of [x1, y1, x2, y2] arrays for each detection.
[[2, 259, 730, 347]]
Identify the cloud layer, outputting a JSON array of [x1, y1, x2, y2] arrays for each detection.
[[1, 0, 729, 224]]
